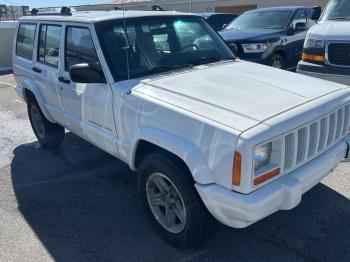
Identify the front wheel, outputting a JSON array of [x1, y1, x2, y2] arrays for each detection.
[[28, 101, 65, 149], [139, 153, 216, 249], [269, 53, 285, 69]]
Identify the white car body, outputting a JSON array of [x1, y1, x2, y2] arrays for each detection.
[[297, 0, 350, 86], [13, 11, 350, 229]]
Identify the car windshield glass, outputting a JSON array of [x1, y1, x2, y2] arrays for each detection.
[[95, 16, 234, 81], [226, 11, 292, 30], [320, 0, 350, 21]]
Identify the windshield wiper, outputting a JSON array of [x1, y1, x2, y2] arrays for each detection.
[[328, 16, 350, 20], [193, 57, 235, 66], [147, 64, 194, 74]]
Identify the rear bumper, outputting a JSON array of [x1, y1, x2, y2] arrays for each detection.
[[297, 61, 350, 86], [196, 137, 350, 228]]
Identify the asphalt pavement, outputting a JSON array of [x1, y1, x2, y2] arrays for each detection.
[[0, 73, 349, 262]]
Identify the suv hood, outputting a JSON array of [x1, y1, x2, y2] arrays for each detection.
[[134, 61, 344, 132], [219, 28, 282, 42], [311, 21, 350, 40]]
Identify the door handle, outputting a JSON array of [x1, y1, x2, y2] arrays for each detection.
[[58, 76, 70, 84], [32, 66, 42, 73]]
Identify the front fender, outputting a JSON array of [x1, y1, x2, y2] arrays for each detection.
[[130, 127, 215, 185], [21, 80, 55, 123]]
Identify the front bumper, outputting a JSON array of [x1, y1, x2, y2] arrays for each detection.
[[195, 137, 350, 228], [297, 60, 350, 86]]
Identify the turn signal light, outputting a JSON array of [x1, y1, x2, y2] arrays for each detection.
[[254, 168, 280, 186], [232, 152, 242, 186], [302, 53, 325, 63]]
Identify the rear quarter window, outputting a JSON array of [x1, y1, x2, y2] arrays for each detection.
[[16, 23, 37, 60]]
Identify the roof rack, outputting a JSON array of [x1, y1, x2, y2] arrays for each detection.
[[30, 6, 72, 16], [151, 5, 165, 11]]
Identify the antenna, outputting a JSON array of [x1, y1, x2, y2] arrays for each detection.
[[122, 0, 130, 80]]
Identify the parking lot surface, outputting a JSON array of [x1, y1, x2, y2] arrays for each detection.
[[0, 73, 349, 262]]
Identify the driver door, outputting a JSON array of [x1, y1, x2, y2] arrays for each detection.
[[58, 24, 117, 155], [287, 9, 308, 66]]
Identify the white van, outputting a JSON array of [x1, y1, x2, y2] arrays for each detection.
[[297, 0, 350, 85]]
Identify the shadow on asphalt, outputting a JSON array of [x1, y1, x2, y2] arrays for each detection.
[[10, 133, 350, 261]]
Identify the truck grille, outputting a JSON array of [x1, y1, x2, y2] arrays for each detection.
[[282, 104, 349, 172], [328, 43, 350, 67]]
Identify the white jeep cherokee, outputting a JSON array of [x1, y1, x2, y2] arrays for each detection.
[[13, 9, 350, 248]]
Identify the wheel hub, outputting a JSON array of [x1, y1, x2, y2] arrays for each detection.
[[146, 173, 186, 233]]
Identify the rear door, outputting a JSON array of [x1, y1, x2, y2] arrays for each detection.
[[13, 22, 37, 94], [58, 24, 117, 155], [32, 23, 65, 124]]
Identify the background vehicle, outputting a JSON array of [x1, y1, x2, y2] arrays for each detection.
[[199, 12, 239, 31], [220, 6, 320, 70], [297, 0, 350, 86], [13, 8, 350, 249]]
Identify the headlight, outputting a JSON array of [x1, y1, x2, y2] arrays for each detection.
[[254, 142, 272, 171], [304, 38, 325, 49], [242, 43, 267, 53]]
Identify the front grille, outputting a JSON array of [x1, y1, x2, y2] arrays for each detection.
[[328, 43, 350, 67], [283, 104, 349, 172]]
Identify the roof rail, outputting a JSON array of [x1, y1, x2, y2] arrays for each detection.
[[151, 5, 165, 11], [29, 6, 72, 16]]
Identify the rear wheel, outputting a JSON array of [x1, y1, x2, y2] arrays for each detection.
[[139, 152, 216, 249], [28, 100, 65, 149], [269, 53, 285, 69]]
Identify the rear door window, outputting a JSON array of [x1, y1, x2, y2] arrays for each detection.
[[38, 24, 62, 67], [16, 23, 37, 60], [207, 15, 222, 31], [222, 15, 237, 26], [65, 26, 99, 71]]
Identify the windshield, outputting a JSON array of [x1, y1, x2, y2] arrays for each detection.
[[320, 0, 350, 21], [95, 17, 234, 80], [226, 11, 292, 30]]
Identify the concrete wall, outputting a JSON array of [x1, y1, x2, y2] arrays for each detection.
[[0, 21, 16, 72]]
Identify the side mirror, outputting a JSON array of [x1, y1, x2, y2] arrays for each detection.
[[228, 43, 238, 56], [221, 24, 227, 30], [293, 22, 306, 32], [311, 6, 322, 21], [69, 63, 105, 84]]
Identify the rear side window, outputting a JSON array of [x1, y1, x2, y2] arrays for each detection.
[[207, 16, 222, 31], [222, 15, 237, 25], [65, 26, 99, 70], [38, 24, 62, 67], [16, 23, 36, 60]]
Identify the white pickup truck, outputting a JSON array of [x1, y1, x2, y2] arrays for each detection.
[[297, 0, 350, 85], [13, 9, 350, 248]]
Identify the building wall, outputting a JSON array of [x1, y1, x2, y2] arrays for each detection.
[[108, 0, 330, 12], [0, 22, 16, 71]]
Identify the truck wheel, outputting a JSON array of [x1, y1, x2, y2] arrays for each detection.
[[28, 100, 65, 149], [269, 54, 285, 69], [139, 153, 216, 249]]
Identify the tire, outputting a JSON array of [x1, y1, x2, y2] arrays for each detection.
[[138, 152, 216, 249], [28, 100, 65, 149], [269, 53, 285, 69]]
